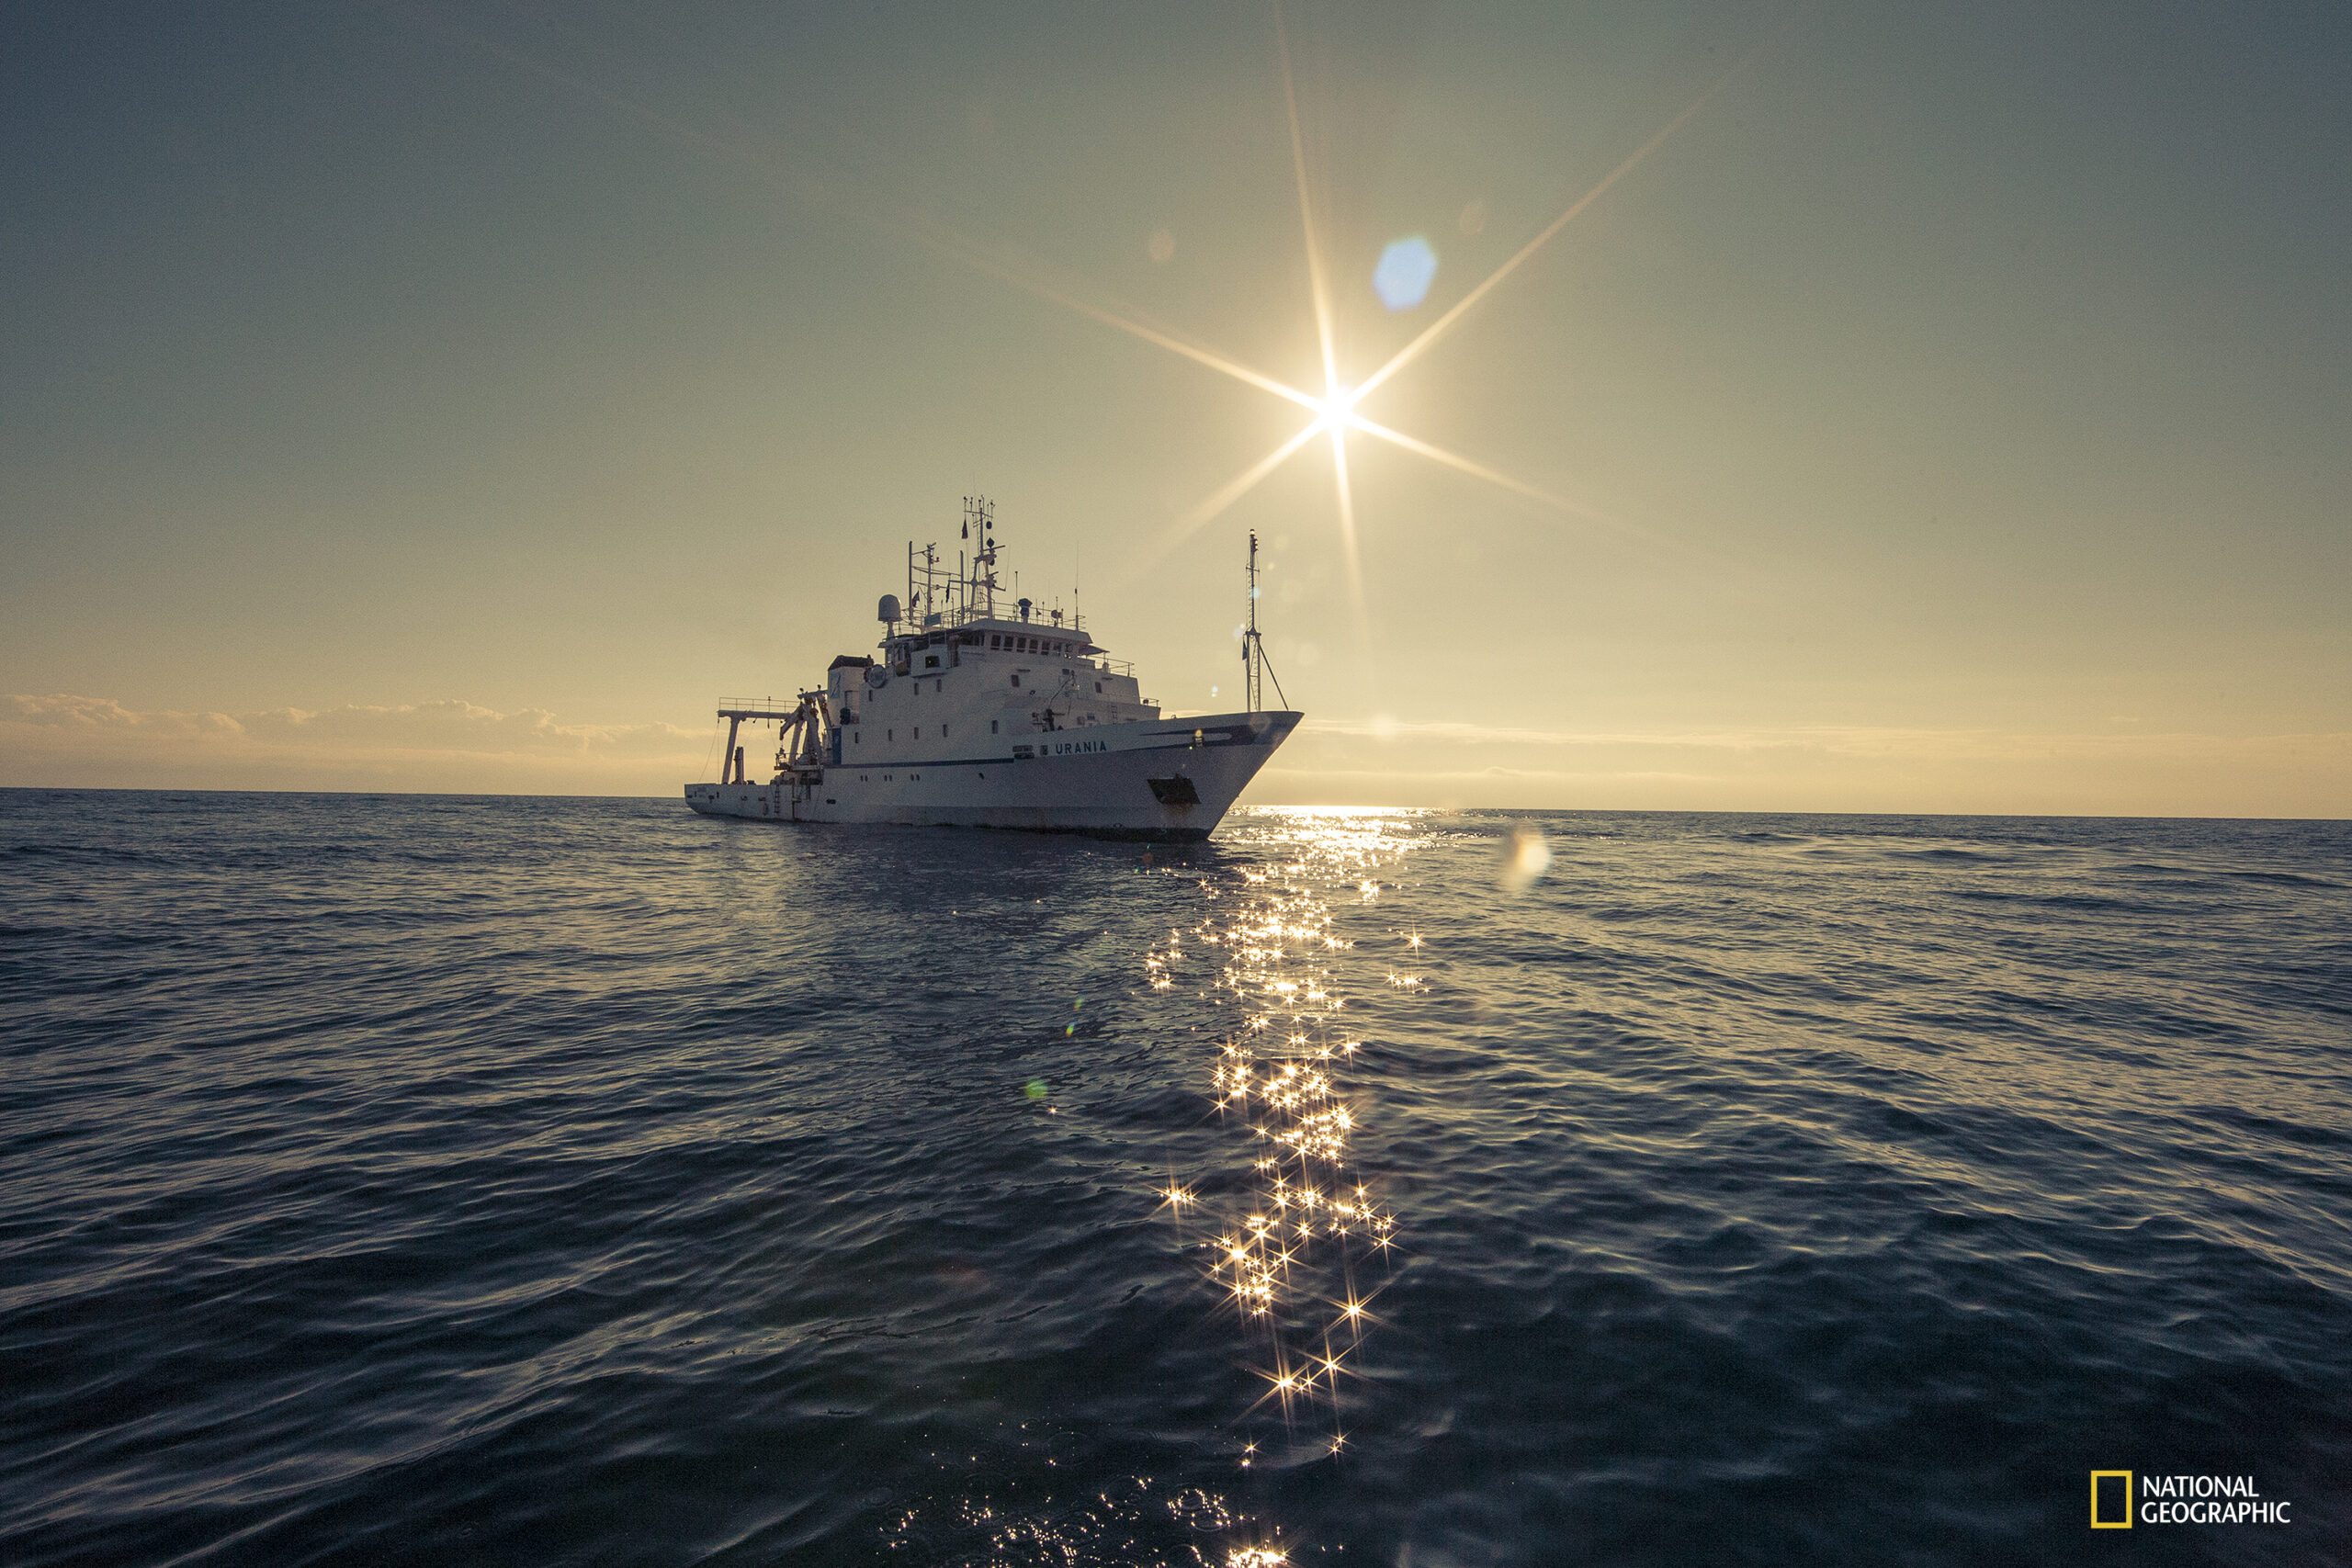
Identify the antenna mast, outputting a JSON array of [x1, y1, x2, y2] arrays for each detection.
[[1245, 531, 1261, 712], [964, 495, 998, 620], [1241, 531, 1288, 714]]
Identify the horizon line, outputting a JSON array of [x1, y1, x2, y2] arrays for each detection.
[[0, 783, 2339, 825]]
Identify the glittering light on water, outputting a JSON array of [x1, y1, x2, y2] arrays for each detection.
[[1143, 808, 1428, 1475]]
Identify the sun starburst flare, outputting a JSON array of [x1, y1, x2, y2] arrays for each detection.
[[1110, 12, 1761, 603]]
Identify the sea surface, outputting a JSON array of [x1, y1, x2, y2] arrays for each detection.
[[2, 789, 2347, 1566]]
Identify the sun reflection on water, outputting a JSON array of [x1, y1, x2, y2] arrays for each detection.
[[1146, 808, 1427, 1481], [888, 810, 1430, 1563]]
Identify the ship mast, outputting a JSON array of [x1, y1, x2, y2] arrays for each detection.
[[1241, 531, 1287, 715], [1244, 532, 1260, 712], [965, 495, 998, 621]]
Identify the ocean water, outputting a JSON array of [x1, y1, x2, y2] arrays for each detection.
[[2, 789, 2347, 1567]]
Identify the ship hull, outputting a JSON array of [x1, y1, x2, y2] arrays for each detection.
[[683, 710, 1299, 840]]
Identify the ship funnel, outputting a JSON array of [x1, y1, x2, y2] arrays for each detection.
[[877, 594, 901, 625]]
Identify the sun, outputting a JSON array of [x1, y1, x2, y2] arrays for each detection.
[[1307, 381, 1369, 434]]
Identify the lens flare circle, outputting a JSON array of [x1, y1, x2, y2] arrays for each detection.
[[1373, 235, 1439, 310]]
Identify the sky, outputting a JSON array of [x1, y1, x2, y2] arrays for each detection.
[[3, 0, 2346, 815]]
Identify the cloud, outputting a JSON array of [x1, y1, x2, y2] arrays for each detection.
[[235, 699, 694, 758], [2, 694, 706, 795], [6, 694, 250, 736], [5, 695, 2343, 816], [1259, 716, 2352, 818]]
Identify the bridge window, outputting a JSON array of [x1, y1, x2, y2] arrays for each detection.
[[990, 720, 998, 734]]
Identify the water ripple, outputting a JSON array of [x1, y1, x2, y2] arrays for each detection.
[[1, 794, 2346, 1564]]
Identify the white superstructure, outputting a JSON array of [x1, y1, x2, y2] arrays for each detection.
[[684, 501, 1299, 840]]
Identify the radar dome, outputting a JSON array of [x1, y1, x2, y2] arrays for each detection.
[[877, 594, 901, 624]]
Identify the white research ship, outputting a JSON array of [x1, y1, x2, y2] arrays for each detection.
[[684, 500, 1299, 840]]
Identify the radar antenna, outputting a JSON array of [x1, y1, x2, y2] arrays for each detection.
[[963, 495, 998, 619]]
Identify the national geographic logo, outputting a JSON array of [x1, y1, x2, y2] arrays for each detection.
[[2091, 1471, 2293, 1529]]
